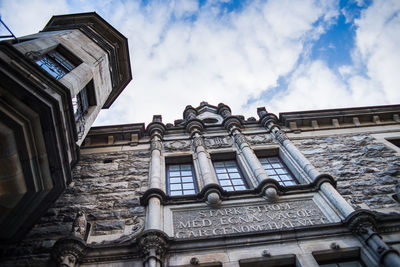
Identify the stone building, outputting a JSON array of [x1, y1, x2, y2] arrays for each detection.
[[1, 13, 400, 267]]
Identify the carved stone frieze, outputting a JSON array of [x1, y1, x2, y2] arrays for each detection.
[[245, 134, 274, 145], [204, 136, 234, 149], [163, 140, 191, 152]]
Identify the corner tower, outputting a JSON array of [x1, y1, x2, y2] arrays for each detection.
[[0, 12, 131, 241]]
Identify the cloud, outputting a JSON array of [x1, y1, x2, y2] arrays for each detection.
[[255, 0, 400, 116], [1, 0, 398, 126], [94, 0, 340, 124]]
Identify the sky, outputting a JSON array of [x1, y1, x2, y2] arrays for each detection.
[[1, 0, 400, 126]]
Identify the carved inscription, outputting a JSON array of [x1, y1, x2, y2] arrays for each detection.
[[173, 200, 328, 238]]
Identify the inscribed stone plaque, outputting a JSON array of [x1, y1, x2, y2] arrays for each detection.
[[173, 199, 328, 238]]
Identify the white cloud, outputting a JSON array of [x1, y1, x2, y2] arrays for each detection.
[[2, 0, 398, 126], [255, 0, 400, 116]]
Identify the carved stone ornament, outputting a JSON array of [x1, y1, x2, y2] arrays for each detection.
[[96, 216, 145, 244], [193, 136, 205, 148], [138, 231, 169, 263], [72, 211, 87, 240], [346, 210, 377, 234], [151, 139, 162, 152], [163, 140, 191, 152], [245, 134, 274, 145], [52, 238, 87, 267], [204, 136, 234, 149], [24, 51, 42, 61], [234, 132, 249, 146], [274, 129, 288, 144]]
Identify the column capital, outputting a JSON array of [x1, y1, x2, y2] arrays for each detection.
[[186, 119, 205, 135], [138, 230, 170, 265], [51, 238, 87, 267], [147, 116, 166, 140]]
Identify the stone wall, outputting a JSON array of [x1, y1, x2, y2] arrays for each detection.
[[0, 150, 150, 266], [293, 133, 399, 210]]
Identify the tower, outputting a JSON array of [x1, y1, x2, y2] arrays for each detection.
[[0, 12, 131, 241]]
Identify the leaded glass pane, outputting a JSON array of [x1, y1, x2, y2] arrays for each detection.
[[167, 164, 197, 196], [213, 160, 248, 191], [260, 157, 298, 186]]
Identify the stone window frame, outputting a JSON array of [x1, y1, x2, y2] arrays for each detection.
[[238, 253, 297, 267], [210, 150, 257, 189], [166, 163, 199, 196], [371, 132, 400, 156], [253, 146, 310, 185], [212, 160, 249, 191], [34, 44, 82, 80], [312, 247, 374, 267], [163, 154, 200, 195], [259, 156, 299, 186]]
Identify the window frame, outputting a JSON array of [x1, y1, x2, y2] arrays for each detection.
[[312, 247, 372, 267], [34, 45, 82, 80], [212, 159, 249, 192], [259, 156, 299, 186], [166, 162, 199, 196]]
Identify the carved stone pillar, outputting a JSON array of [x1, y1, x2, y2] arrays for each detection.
[[257, 107, 354, 216], [218, 104, 277, 201], [146, 115, 166, 230], [185, 112, 220, 206], [52, 238, 87, 267], [138, 231, 169, 267], [346, 211, 400, 267]]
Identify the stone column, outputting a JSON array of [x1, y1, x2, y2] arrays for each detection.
[[218, 104, 277, 201], [145, 115, 166, 230], [257, 107, 354, 216], [184, 106, 220, 206], [346, 211, 400, 267]]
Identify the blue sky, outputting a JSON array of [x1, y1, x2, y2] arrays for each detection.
[[1, 0, 399, 125]]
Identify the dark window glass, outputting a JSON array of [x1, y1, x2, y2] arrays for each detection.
[[72, 87, 89, 121], [213, 160, 248, 191], [319, 261, 363, 267], [259, 157, 298, 186], [167, 164, 197, 196], [35, 50, 77, 80]]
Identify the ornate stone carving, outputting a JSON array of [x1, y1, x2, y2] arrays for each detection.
[[72, 211, 87, 240], [193, 136, 205, 148], [233, 132, 248, 146], [204, 136, 233, 149], [274, 129, 288, 144], [163, 140, 191, 152], [245, 134, 273, 145], [138, 231, 169, 264], [151, 139, 162, 152], [52, 238, 87, 267]]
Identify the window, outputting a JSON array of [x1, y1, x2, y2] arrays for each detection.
[[167, 164, 198, 196], [213, 160, 248, 191], [239, 254, 297, 267], [259, 157, 298, 186], [34, 46, 81, 80], [72, 80, 96, 122], [319, 261, 363, 267], [313, 248, 367, 267]]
